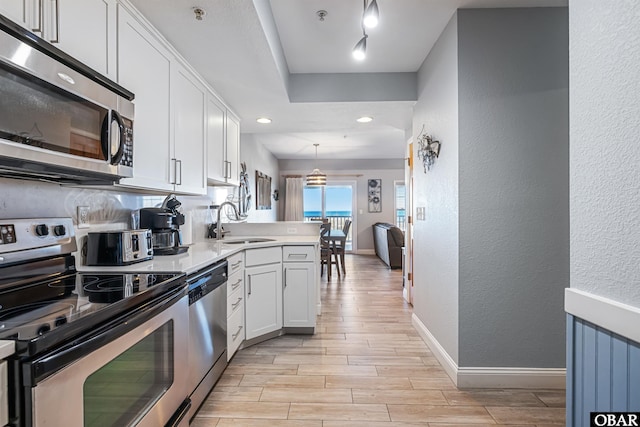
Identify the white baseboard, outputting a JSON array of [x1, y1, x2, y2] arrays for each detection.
[[411, 313, 458, 384], [411, 314, 566, 389]]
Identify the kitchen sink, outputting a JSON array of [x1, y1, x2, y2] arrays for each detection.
[[222, 238, 275, 245]]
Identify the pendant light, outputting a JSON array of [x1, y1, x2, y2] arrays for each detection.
[[306, 144, 327, 186]]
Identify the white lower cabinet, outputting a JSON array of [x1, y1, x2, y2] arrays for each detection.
[[226, 252, 244, 361], [244, 247, 282, 340], [283, 246, 317, 328]]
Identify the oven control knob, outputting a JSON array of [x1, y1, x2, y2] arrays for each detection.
[[35, 224, 49, 237], [37, 324, 51, 335], [53, 225, 66, 236]]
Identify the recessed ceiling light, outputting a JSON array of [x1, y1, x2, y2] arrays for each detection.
[[357, 116, 373, 123], [256, 117, 272, 124]]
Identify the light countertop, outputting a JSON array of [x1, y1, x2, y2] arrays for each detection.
[[77, 235, 319, 275]]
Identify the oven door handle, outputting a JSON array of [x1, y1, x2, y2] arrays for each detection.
[[30, 285, 187, 384]]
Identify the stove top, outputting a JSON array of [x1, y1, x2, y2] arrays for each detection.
[[0, 217, 186, 357], [0, 270, 185, 356]]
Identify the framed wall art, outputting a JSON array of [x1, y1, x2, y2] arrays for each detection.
[[368, 179, 382, 213], [256, 171, 272, 210]]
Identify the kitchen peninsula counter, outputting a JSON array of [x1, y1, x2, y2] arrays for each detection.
[[76, 235, 319, 275]]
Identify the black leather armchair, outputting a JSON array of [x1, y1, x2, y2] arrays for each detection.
[[372, 222, 404, 269]]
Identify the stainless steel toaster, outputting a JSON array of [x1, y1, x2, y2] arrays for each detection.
[[86, 229, 154, 266]]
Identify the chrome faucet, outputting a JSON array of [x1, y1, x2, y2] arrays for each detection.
[[215, 201, 240, 240]]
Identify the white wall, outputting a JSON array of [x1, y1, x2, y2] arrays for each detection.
[[569, 0, 640, 306], [240, 133, 279, 222], [412, 15, 460, 364]]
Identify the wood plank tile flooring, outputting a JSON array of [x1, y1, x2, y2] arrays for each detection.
[[191, 254, 565, 426]]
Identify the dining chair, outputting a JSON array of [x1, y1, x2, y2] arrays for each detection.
[[319, 222, 340, 279], [334, 219, 351, 274]]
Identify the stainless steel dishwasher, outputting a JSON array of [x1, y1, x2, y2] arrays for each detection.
[[187, 260, 228, 420]]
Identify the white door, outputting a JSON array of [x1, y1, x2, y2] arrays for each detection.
[[245, 264, 282, 340]]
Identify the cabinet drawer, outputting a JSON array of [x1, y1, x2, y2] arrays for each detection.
[[245, 247, 282, 267], [227, 306, 244, 360], [283, 246, 316, 262], [227, 252, 244, 275], [227, 285, 244, 317], [227, 270, 244, 296]]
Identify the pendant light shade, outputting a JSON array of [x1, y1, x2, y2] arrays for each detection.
[[306, 144, 326, 186], [363, 0, 379, 28], [352, 35, 367, 60]]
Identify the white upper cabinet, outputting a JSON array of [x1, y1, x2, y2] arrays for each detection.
[[207, 94, 226, 183], [116, 4, 173, 193], [207, 94, 241, 187], [0, 0, 116, 79], [56, 0, 116, 79], [173, 63, 206, 195], [225, 113, 240, 186], [0, 1, 33, 29]]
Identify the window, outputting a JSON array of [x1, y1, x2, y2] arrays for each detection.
[[395, 182, 406, 232]]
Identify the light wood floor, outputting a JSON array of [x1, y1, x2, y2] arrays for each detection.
[[191, 254, 565, 426]]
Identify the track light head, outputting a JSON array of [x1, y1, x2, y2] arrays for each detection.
[[352, 35, 367, 60], [363, 0, 379, 28]]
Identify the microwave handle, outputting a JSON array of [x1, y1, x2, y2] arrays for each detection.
[[101, 110, 126, 165]]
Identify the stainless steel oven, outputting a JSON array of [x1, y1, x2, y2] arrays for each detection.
[[0, 218, 190, 427], [0, 15, 134, 184], [31, 291, 189, 427]]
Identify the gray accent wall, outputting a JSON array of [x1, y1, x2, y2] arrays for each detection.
[[457, 8, 569, 368], [412, 7, 568, 370]]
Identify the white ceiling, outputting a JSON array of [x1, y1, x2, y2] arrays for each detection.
[[129, 0, 566, 160]]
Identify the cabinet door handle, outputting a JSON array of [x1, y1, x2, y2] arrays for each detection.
[[224, 161, 230, 179], [231, 260, 242, 268], [49, 0, 59, 43], [176, 159, 183, 185], [247, 275, 251, 295], [231, 278, 242, 290], [232, 297, 242, 309], [32, 0, 43, 33], [283, 268, 287, 287], [232, 325, 243, 340], [288, 254, 308, 260], [170, 158, 177, 184]]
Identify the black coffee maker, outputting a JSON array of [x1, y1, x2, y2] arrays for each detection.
[[139, 195, 189, 255]]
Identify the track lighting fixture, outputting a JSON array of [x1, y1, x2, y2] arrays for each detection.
[[352, 0, 379, 60]]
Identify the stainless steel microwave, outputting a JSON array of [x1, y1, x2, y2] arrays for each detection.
[[0, 15, 135, 184]]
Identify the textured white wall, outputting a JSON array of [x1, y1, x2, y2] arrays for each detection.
[[412, 15, 460, 364], [570, 0, 640, 305], [240, 133, 280, 222]]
